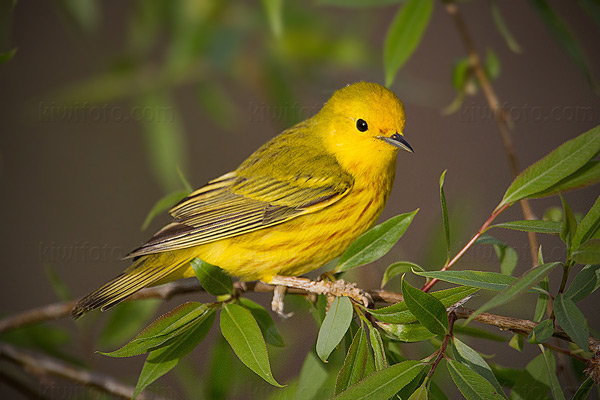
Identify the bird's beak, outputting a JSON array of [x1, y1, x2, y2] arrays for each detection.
[[377, 133, 414, 153]]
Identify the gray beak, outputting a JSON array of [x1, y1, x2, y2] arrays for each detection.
[[377, 133, 414, 153]]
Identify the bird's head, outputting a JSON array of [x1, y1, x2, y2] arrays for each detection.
[[317, 82, 413, 174]]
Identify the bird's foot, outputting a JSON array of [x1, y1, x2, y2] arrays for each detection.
[[271, 285, 294, 319], [268, 276, 372, 311]]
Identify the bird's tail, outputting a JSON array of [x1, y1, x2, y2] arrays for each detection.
[[72, 252, 190, 318]]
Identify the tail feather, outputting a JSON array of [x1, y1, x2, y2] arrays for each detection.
[[72, 255, 189, 318]]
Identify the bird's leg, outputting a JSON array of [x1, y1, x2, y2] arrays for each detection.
[[268, 276, 373, 311], [271, 285, 293, 319]]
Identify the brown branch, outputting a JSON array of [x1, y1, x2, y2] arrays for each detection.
[[443, 0, 539, 267], [0, 343, 166, 400], [0, 279, 405, 333], [2, 279, 597, 359], [454, 306, 599, 354]]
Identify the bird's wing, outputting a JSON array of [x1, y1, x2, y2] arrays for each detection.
[[126, 127, 353, 258]]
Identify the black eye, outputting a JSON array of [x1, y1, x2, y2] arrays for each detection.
[[356, 119, 368, 132]]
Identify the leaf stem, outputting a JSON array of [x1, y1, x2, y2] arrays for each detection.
[[558, 263, 572, 294], [421, 202, 510, 292], [443, 0, 540, 268], [427, 312, 456, 378]]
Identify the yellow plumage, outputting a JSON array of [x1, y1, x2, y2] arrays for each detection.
[[73, 81, 413, 317]]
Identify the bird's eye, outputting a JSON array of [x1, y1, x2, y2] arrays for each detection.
[[356, 119, 368, 132]]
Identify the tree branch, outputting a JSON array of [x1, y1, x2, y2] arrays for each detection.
[[443, 0, 540, 267], [1, 279, 596, 359], [454, 307, 600, 354], [0, 343, 166, 400]]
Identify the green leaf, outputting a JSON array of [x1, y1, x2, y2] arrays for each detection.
[[402, 277, 449, 335], [133, 309, 215, 399], [368, 286, 478, 324], [451, 57, 471, 91], [447, 359, 506, 400], [381, 261, 425, 288], [204, 336, 236, 400], [238, 298, 284, 347], [571, 239, 600, 264], [527, 319, 554, 344], [485, 48, 501, 81], [429, 381, 449, 400], [571, 377, 594, 400], [43, 264, 71, 301], [56, 0, 100, 34], [176, 166, 193, 193], [508, 334, 524, 352], [414, 270, 517, 292], [565, 264, 600, 302], [100, 302, 212, 358], [408, 380, 429, 400], [316, 296, 354, 362], [220, 303, 282, 387], [491, 220, 562, 234], [490, 364, 521, 389], [139, 92, 188, 193], [578, 0, 600, 27], [368, 324, 387, 370], [0, 323, 73, 363], [439, 170, 451, 264], [500, 125, 600, 206], [490, 1, 522, 53], [560, 195, 578, 249], [573, 195, 600, 250], [376, 321, 436, 342], [529, 0, 600, 95], [453, 324, 507, 342], [0, 48, 17, 63], [191, 258, 233, 296], [295, 352, 328, 400], [531, 160, 600, 198], [533, 277, 549, 322], [453, 338, 507, 399], [384, 0, 433, 87], [98, 299, 160, 350], [467, 263, 561, 323], [333, 360, 426, 400], [335, 328, 376, 395], [509, 354, 551, 400], [335, 210, 418, 273], [538, 346, 565, 400], [553, 294, 589, 350], [141, 190, 189, 230], [476, 235, 518, 276], [261, 0, 283, 38]]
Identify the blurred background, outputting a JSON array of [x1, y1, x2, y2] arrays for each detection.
[[0, 0, 599, 398]]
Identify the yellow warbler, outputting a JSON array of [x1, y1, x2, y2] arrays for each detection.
[[73, 81, 413, 317]]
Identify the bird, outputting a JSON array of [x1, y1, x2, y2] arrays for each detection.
[[72, 81, 413, 318]]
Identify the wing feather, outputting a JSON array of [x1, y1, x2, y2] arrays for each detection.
[[125, 125, 353, 259]]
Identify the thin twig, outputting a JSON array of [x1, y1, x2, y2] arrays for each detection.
[[0, 343, 166, 400], [443, 0, 539, 267], [422, 202, 510, 292], [2, 279, 596, 360]]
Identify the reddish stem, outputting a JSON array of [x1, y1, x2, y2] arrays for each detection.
[[422, 202, 510, 292], [427, 312, 457, 378]]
